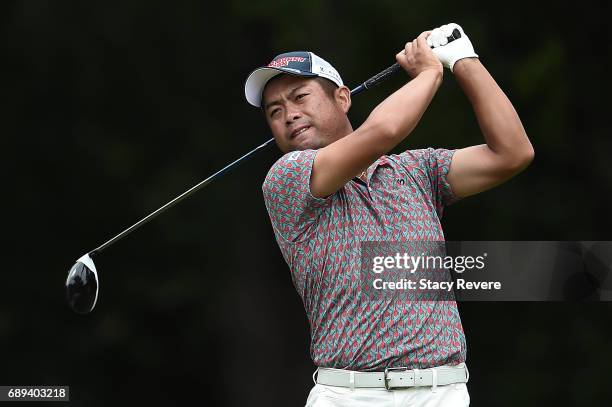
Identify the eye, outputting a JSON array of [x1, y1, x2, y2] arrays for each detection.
[[296, 93, 308, 101], [269, 108, 281, 118]]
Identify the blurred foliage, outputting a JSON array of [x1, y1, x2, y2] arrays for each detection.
[[1, 0, 611, 405]]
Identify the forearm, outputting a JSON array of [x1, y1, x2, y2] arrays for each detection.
[[453, 59, 534, 163], [365, 69, 443, 152]]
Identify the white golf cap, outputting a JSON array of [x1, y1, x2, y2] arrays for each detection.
[[244, 51, 344, 108]]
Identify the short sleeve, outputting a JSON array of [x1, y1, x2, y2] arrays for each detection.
[[398, 148, 460, 218], [262, 149, 332, 243]]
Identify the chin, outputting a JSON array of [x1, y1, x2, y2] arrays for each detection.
[[302, 132, 329, 150], [297, 141, 322, 151]]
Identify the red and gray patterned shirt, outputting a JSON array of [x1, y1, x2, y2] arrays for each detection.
[[262, 148, 466, 371]]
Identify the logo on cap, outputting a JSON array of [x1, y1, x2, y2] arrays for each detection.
[[268, 56, 306, 68], [317, 65, 341, 82]]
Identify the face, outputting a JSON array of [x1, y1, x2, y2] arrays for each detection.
[[262, 75, 351, 153]]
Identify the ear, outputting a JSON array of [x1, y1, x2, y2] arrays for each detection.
[[334, 86, 352, 114]]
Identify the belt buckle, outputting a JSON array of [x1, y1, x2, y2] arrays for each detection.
[[384, 366, 410, 390]]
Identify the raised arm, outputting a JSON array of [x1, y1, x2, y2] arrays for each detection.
[[310, 32, 442, 198], [422, 23, 534, 198], [445, 58, 534, 197]]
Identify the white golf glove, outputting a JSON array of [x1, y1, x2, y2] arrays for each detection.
[[427, 23, 478, 72]]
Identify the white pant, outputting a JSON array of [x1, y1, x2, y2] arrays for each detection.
[[305, 382, 470, 407]]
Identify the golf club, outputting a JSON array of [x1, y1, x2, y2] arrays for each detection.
[[65, 29, 462, 314]]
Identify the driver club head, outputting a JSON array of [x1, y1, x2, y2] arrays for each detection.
[[65, 253, 99, 314]]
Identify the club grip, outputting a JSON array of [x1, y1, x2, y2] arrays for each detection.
[[362, 63, 403, 91], [351, 28, 461, 96]]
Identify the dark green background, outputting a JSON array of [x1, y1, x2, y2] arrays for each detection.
[[2, 0, 611, 405]]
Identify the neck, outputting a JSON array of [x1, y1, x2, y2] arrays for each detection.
[[334, 118, 354, 142]]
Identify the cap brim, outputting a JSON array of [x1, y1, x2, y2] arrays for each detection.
[[244, 67, 317, 108]]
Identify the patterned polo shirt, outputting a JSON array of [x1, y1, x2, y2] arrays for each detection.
[[262, 148, 466, 371]]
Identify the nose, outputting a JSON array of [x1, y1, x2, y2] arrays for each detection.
[[284, 104, 302, 125]]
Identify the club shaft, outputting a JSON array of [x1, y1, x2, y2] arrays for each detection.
[[91, 138, 275, 255], [88, 29, 462, 256]]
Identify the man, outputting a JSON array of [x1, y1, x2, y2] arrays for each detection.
[[244, 24, 533, 406]]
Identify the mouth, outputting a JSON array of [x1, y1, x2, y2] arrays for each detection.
[[290, 125, 311, 139]]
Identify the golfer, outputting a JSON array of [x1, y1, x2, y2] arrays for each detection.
[[244, 24, 533, 406]]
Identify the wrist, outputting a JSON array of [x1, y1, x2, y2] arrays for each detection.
[[451, 57, 480, 74], [418, 67, 443, 86]]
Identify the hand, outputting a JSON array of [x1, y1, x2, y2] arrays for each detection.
[[427, 23, 478, 72], [395, 31, 443, 79]]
